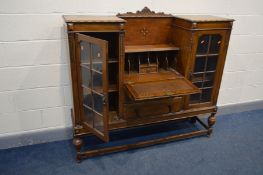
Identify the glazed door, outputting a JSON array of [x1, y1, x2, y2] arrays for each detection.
[[76, 33, 109, 142], [188, 30, 228, 106]]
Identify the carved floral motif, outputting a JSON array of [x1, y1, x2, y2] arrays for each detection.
[[140, 27, 150, 37]]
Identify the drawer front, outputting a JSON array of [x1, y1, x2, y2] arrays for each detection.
[[139, 64, 158, 74], [124, 97, 182, 119]]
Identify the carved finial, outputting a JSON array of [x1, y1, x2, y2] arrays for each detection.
[[117, 7, 172, 17], [137, 7, 155, 15]]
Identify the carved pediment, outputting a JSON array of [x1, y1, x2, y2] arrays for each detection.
[[117, 7, 173, 17]]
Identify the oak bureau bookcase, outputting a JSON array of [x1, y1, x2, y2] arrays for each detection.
[[63, 7, 234, 162]]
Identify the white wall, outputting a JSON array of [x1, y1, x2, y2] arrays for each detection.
[[0, 0, 263, 138]]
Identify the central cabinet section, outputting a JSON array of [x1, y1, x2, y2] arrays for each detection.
[[118, 15, 200, 120], [123, 48, 199, 119]]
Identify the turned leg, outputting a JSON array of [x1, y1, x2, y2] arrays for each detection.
[[207, 110, 217, 136], [73, 138, 83, 163]]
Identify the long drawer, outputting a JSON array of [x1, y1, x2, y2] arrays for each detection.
[[124, 97, 183, 119]]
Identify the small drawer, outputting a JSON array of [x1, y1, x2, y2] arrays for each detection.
[[124, 97, 182, 119], [139, 64, 158, 74]]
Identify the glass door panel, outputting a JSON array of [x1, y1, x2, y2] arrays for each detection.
[[197, 35, 209, 54], [80, 41, 91, 65], [77, 33, 109, 142], [92, 44, 103, 63], [203, 73, 215, 88], [81, 66, 91, 88], [190, 34, 222, 104], [206, 56, 218, 71], [83, 107, 93, 126], [93, 92, 104, 114], [209, 35, 222, 53], [194, 56, 206, 72], [83, 88, 92, 108], [92, 43, 103, 72], [192, 73, 204, 83], [94, 114, 104, 132], [200, 88, 213, 102], [92, 70, 103, 93]]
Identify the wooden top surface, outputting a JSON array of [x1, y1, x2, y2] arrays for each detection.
[[175, 15, 234, 22], [63, 14, 233, 23], [63, 15, 126, 23]]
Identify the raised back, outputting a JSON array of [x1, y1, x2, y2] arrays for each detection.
[[117, 7, 174, 46]]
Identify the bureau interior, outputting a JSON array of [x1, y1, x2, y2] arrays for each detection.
[[124, 51, 178, 74]]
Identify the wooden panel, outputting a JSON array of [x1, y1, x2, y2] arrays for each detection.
[[68, 33, 81, 127], [122, 18, 174, 45], [196, 22, 233, 30], [125, 44, 179, 53], [124, 97, 182, 118], [124, 71, 181, 83], [175, 15, 234, 22], [67, 23, 123, 32], [172, 26, 193, 76], [174, 17, 233, 30], [124, 72, 200, 101], [75, 105, 217, 136], [64, 15, 126, 23]]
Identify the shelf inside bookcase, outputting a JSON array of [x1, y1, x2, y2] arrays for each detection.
[[125, 44, 180, 53]]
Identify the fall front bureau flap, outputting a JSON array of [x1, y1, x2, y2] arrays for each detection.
[[124, 71, 200, 101]]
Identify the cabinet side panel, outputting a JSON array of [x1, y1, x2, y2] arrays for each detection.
[[68, 33, 81, 127], [118, 31, 125, 118], [212, 30, 232, 104], [172, 26, 193, 76]]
